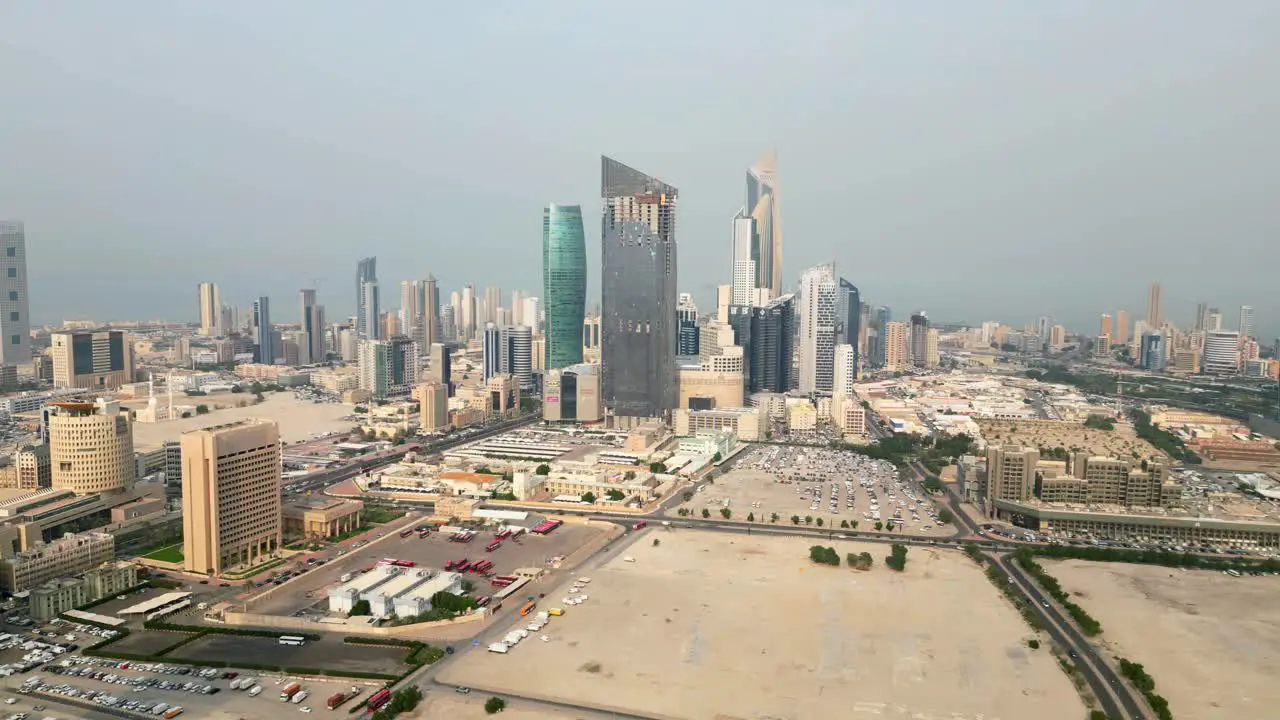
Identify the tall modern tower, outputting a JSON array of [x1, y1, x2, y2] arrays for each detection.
[[0, 221, 32, 366], [299, 289, 325, 364], [460, 285, 476, 340], [730, 212, 757, 306], [910, 312, 930, 367], [746, 152, 782, 298], [1239, 305, 1254, 339], [836, 278, 860, 369], [356, 257, 377, 339], [1146, 281, 1163, 330], [197, 282, 221, 336], [252, 296, 272, 363], [543, 203, 587, 370], [601, 156, 678, 422], [798, 263, 836, 393], [361, 281, 381, 341], [424, 275, 441, 346]]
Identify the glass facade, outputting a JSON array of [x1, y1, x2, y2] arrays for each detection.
[[542, 204, 587, 370], [600, 157, 678, 420]]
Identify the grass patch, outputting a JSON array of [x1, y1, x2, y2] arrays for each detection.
[[221, 558, 285, 579], [140, 544, 184, 563], [362, 506, 406, 525]]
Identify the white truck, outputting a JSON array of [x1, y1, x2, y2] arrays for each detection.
[[339, 573, 353, 583], [487, 643, 509, 654], [229, 678, 244, 690], [248, 686, 263, 697], [291, 690, 309, 704], [238, 677, 257, 690]]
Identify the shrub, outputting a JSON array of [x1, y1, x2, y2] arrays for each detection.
[[485, 696, 506, 714]]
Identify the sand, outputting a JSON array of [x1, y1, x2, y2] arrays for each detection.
[[1049, 559, 1280, 720], [440, 532, 1084, 720], [132, 391, 357, 449]]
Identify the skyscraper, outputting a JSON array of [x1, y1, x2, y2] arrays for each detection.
[[483, 287, 502, 325], [910, 312, 930, 367], [1146, 281, 1163, 330], [198, 282, 221, 336], [1203, 331, 1241, 375], [460, 285, 476, 341], [482, 323, 503, 383], [356, 257, 377, 339], [400, 280, 423, 350], [1099, 314, 1113, 340], [883, 321, 909, 371], [50, 330, 134, 389], [730, 213, 757, 306], [1239, 305, 1254, 339], [1115, 309, 1131, 344], [299, 289, 325, 365], [836, 278, 860, 369], [543, 203, 587, 370], [504, 325, 533, 391], [423, 275, 441, 346], [357, 336, 418, 398], [0, 221, 32, 365], [728, 294, 795, 394], [746, 152, 782, 297], [252, 296, 272, 363], [47, 399, 135, 495], [361, 281, 381, 341], [798, 264, 836, 393], [600, 156, 678, 422], [677, 293, 699, 357], [1194, 302, 1209, 333], [870, 306, 891, 367], [834, 344, 856, 397]]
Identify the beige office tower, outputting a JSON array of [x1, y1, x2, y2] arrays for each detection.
[[198, 282, 220, 336], [1115, 310, 1130, 344], [882, 321, 909, 371], [415, 382, 449, 432], [1099, 314, 1113, 340], [47, 399, 135, 495], [1146, 281, 1163, 330], [428, 343, 451, 386], [986, 446, 1039, 503], [182, 421, 282, 576], [50, 330, 135, 390], [925, 328, 940, 367], [715, 284, 732, 323]]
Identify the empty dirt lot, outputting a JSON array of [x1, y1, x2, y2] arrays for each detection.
[[976, 419, 1159, 460], [439, 532, 1083, 720], [1049, 559, 1280, 720]]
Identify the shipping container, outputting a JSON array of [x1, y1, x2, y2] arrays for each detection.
[[280, 682, 301, 700], [327, 691, 347, 709]]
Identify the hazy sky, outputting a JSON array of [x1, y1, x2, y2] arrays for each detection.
[[2, 2, 1277, 339]]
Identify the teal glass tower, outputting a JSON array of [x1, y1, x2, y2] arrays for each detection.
[[543, 204, 587, 370]]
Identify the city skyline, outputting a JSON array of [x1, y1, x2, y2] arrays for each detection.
[[3, 5, 1275, 339]]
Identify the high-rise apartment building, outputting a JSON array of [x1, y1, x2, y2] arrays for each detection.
[[428, 343, 451, 391], [50, 330, 134, 390], [986, 446, 1039, 503], [1139, 333, 1166, 371], [677, 294, 699, 357], [543, 203, 587, 370], [414, 381, 449, 432], [0, 221, 32, 366], [181, 421, 282, 576], [909, 312, 930, 368], [1146, 281, 1163, 330], [356, 257, 377, 340], [1115, 309, 1131, 344], [1194, 302, 1209, 333], [198, 282, 221, 336], [299, 289, 325, 365], [746, 151, 782, 297], [505, 325, 533, 391], [834, 344, 856, 397], [1239, 305, 1254, 339], [47, 399, 135, 495], [481, 287, 501, 326], [730, 213, 757, 306], [357, 336, 418, 398], [1203, 331, 1241, 375], [798, 263, 836, 393], [1207, 308, 1223, 332], [400, 280, 424, 351], [1049, 325, 1066, 351], [1099, 314, 1113, 340], [883, 321, 909, 371], [925, 328, 941, 367], [600, 156, 678, 422], [423, 275, 441, 347], [252, 296, 272, 363], [521, 296, 541, 333]]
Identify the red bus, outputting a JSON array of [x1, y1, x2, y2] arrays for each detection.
[[490, 577, 514, 588], [366, 688, 392, 713], [632, 521, 648, 531], [531, 519, 563, 535], [485, 541, 502, 553], [495, 529, 512, 541], [471, 560, 493, 573], [476, 596, 491, 608], [455, 561, 472, 573], [392, 560, 415, 568]]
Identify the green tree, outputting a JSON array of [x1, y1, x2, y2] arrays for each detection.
[[195, 404, 209, 414], [720, 507, 731, 520], [770, 512, 779, 523], [839, 520, 849, 529], [747, 512, 755, 522], [804, 516, 813, 525], [1027, 639, 1040, 649], [682, 491, 693, 502], [580, 491, 597, 504], [606, 489, 625, 501], [701, 508, 711, 519], [790, 515, 800, 525], [484, 696, 506, 714], [652, 538, 660, 547], [535, 464, 551, 475], [885, 544, 908, 571], [849, 520, 858, 530], [348, 599, 371, 617], [711, 451, 722, 462], [649, 462, 667, 473], [937, 508, 954, 524], [816, 517, 823, 527], [874, 521, 883, 531], [857, 552, 873, 570]]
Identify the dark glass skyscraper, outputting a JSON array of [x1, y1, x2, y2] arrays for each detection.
[[729, 293, 795, 394], [837, 278, 860, 368], [356, 257, 378, 340], [601, 157, 678, 421], [252, 296, 271, 363], [543, 204, 587, 370]]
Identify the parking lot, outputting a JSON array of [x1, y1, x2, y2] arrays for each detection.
[[672, 445, 953, 535], [250, 520, 609, 618], [167, 634, 409, 676]]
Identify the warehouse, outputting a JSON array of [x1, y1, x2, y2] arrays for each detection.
[[391, 571, 465, 618], [327, 566, 399, 615]]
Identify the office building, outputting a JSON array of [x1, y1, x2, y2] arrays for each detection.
[[677, 294, 699, 357], [1239, 305, 1254, 339], [600, 156, 678, 423], [0, 532, 115, 594], [909, 312, 929, 368], [836, 278, 860, 368], [746, 151, 782, 297], [728, 293, 795, 394], [0, 221, 32, 366], [182, 421, 282, 576], [925, 328, 941, 368], [423, 275, 441, 347], [986, 446, 1039, 504], [1099, 314, 1113, 340], [505, 325, 533, 391], [730, 213, 757, 306], [251, 296, 272, 363], [482, 286, 502, 326], [1114, 310, 1130, 344], [868, 306, 891, 367], [1194, 302, 1209, 333], [883, 321, 909, 372], [440, 304, 456, 344], [414, 381, 449, 432], [27, 562, 138, 621], [1049, 325, 1066, 352], [428, 342, 451, 390], [1146, 282, 1163, 330], [16, 444, 51, 490], [198, 282, 221, 336], [459, 284, 476, 340], [582, 314, 601, 353], [1139, 333, 1166, 371], [521, 296, 541, 333], [834, 344, 856, 398], [299, 289, 325, 365], [357, 336, 419, 399], [482, 323, 502, 383], [356, 257, 378, 340], [1203, 331, 1241, 375], [399, 280, 425, 352], [1206, 308, 1223, 332], [543, 203, 587, 370], [543, 364, 602, 423], [47, 399, 135, 494], [50, 330, 134, 390], [797, 263, 836, 393]]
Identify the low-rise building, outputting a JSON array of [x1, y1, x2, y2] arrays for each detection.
[[0, 531, 115, 593], [282, 497, 364, 540], [673, 407, 764, 441], [677, 430, 736, 458], [27, 561, 138, 621], [786, 403, 817, 432]]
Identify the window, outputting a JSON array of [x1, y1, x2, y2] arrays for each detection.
[[5, 268, 14, 277], [4, 248, 13, 257], [8, 312, 15, 322], [6, 291, 14, 301], [9, 335, 18, 345]]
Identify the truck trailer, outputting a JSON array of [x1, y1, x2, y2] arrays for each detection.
[[280, 682, 301, 701]]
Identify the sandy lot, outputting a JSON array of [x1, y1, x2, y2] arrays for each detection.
[[440, 533, 1083, 720], [976, 419, 1159, 459], [1049, 559, 1280, 720], [132, 392, 357, 449], [408, 695, 610, 720]]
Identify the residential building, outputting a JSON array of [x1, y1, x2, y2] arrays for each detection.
[[676, 293, 699, 357], [427, 342, 451, 390], [730, 212, 757, 306], [181, 421, 282, 576], [198, 282, 221, 336], [797, 263, 836, 393], [358, 336, 419, 399], [543, 203, 587, 370], [482, 323, 502, 383], [504, 325, 533, 391], [1048, 325, 1065, 351], [0, 221, 32, 365], [543, 364, 602, 423], [356, 257, 378, 340], [483, 286, 502, 326], [1239, 305, 1254, 339], [883, 321, 909, 371], [909, 312, 929, 367], [282, 497, 363, 541], [746, 151, 782, 297], [1115, 310, 1130, 344], [925, 328, 940, 367], [834, 344, 856, 398], [414, 381, 449, 432], [28, 561, 138, 621], [1093, 335, 1112, 359], [50, 330, 134, 390], [582, 314, 601, 354], [48, 399, 135, 494], [423, 275, 441, 347], [986, 446, 1038, 504], [600, 156, 678, 423], [459, 284, 475, 340], [0, 531, 115, 593], [1207, 308, 1223, 332], [1203, 331, 1241, 375], [1146, 282, 1163, 330], [1099, 314, 1113, 340], [16, 445, 50, 490]]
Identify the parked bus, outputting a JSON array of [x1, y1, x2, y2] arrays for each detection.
[[392, 559, 415, 568], [365, 688, 392, 713], [519, 601, 537, 616], [471, 560, 493, 573], [495, 529, 512, 541], [278, 635, 306, 646], [455, 560, 472, 573], [476, 596, 491, 608], [485, 540, 502, 553], [490, 577, 514, 588]]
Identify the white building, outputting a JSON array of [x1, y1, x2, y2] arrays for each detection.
[[1203, 331, 1241, 375], [798, 263, 836, 393]]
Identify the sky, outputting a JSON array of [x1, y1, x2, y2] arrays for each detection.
[[2, 2, 1277, 340]]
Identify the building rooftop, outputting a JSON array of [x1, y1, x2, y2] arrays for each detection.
[[118, 591, 193, 616]]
